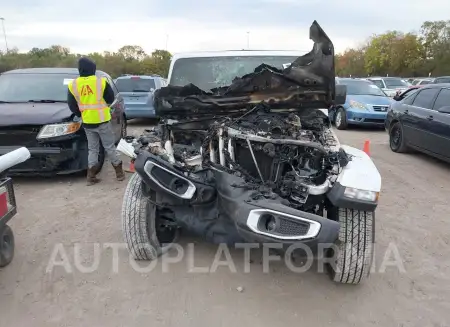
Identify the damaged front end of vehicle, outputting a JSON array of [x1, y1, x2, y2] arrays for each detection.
[[122, 21, 382, 284], [125, 21, 356, 251]]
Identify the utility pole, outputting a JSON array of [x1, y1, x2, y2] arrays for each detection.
[[0, 17, 8, 53], [246, 32, 250, 49]]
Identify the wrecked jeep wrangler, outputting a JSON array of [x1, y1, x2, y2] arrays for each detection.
[[120, 21, 381, 284]]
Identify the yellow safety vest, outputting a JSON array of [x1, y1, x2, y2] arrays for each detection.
[[68, 76, 111, 124]]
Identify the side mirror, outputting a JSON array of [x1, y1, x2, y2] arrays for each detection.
[[393, 94, 401, 101], [150, 88, 155, 93], [334, 84, 347, 105], [438, 106, 450, 114]]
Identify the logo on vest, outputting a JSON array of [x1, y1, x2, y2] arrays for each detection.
[[81, 85, 94, 96]]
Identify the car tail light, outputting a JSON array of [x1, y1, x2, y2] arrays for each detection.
[[131, 76, 140, 80], [0, 185, 10, 217]]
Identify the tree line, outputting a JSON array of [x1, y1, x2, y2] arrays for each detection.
[[336, 20, 450, 78], [0, 45, 172, 78], [1, 20, 449, 79]]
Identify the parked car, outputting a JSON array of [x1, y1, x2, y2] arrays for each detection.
[[0, 68, 126, 175], [431, 76, 450, 84], [367, 77, 410, 97], [115, 75, 167, 119], [120, 22, 383, 285], [411, 78, 434, 86], [386, 84, 450, 162], [329, 78, 392, 129]]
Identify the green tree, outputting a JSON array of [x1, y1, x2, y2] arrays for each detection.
[[0, 45, 172, 78]]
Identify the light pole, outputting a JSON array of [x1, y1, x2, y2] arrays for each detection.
[[246, 32, 250, 49], [0, 17, 8, 53]]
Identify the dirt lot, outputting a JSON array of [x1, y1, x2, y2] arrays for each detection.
[[1, 121, 449, 327]]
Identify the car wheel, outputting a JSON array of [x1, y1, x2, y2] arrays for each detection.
[[329, 208, 374, 285], [0, 225, 15, 267], [389, 121, 408, 153], [335, 107, 348, 130], [122, 173, 180, 260]]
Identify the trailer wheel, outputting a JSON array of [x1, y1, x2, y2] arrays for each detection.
[[329, 208, 374, 285], [0, 225, 15, 267], [122, 173, 179, 260]]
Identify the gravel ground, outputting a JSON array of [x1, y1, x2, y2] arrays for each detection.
[[0, 120, 449, 327]]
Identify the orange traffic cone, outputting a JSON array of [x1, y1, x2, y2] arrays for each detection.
[[363, 140, 371, 156], [125, 160, 135, 173]]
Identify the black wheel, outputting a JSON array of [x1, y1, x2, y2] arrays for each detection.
[[389, 121, 408, 153], [120, 115, 127, 139], [122, 173, 179, 260], [0, 225, 15, 267], [335, 107, 348, 130], [329, 208, 374, 285]]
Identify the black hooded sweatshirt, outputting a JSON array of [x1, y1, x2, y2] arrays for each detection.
[[67, 57, 115, 128]]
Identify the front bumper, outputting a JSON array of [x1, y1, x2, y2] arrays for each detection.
[[347, 110, 387, 125], [0, 136, 88, 175], [134, 152, 340, 254]]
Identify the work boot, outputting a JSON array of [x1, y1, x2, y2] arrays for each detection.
[[86, 167, 101, 186], [113, 162, 125, 181]]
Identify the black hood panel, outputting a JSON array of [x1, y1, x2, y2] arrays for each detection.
[[154, 20, 339, 120], [0, 103, 73, 126]]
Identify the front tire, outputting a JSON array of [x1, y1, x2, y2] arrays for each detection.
[[0, 225, 15, 267], [330, 208, 374, 285], [122, 173, 179, 260], [389, 121, 408, 153], [335, 107, 348, 130]]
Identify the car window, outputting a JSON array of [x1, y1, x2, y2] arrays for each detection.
[[169, 55, 299, 91], [434, 77, 450, 84], [432, 88, 450, 111], [370, 79, 385, 89], [420, 80, 432, 85], [0, 72, 78, 102], [402, 89, 418, 105], [384, 78, 409, 88], [411, 80, 419, 85], [411, 88, 440, 109], [115, 77, 156, 92], [339, 80, 387, 96]]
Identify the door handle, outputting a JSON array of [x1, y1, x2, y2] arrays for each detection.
[[427, 115, 434, 121]]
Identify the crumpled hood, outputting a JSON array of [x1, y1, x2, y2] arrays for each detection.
[[0, 103, 73, 126], [154, 20, 340, 120]]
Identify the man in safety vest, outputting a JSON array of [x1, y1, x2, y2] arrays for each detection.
[[67, 57, 125, 185]]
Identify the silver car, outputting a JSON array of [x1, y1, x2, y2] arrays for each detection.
[[366, 77, 410, 97]]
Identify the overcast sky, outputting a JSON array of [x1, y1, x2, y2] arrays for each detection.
[[0, 0, 449, 55]]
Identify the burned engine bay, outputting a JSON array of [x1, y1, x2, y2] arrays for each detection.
[[133, 102, 350, 215]]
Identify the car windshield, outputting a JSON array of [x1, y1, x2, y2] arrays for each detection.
[[169, 55, 300, 91], [115, 78, 156, 92], [420, 80, 432, 85], [0, 73, 77, 102], [340, 80, 387, 96], [384, 78, 409, 88]]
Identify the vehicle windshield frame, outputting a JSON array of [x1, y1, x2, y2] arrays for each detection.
[[339, 80, 388, 97], [0, 72, 78, 103], [169, 55, 301, 91]]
